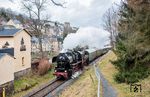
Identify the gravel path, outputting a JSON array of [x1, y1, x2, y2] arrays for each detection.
[[96, 67, 118, 97]]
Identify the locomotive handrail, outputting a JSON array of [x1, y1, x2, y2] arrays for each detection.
[[71, 61, 82, 66]]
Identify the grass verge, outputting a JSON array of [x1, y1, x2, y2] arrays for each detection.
[[98, 51, 150, 97], [59, 67, 99, 97], [12, 70, 55, 97]]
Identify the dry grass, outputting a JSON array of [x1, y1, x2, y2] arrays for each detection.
[[98, 51, 150, 97], [12, 70, 54, 97], [59, 67, 99, 97]]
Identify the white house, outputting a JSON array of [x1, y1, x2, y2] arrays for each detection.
[[0, 28, 31, 79]]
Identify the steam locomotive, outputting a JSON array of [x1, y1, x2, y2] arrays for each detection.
[[52, 48, 109, 79]]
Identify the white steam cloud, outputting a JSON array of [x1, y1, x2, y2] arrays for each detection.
[[62, 27, 110, 51]]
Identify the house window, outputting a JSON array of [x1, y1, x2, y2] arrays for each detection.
[[22, 57, 24, 66], [20, 38, 26, 51]]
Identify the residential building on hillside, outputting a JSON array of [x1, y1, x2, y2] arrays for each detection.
[[31, 22, 63, 54], [6, 19, 23, 29], [0, 28, 31, 79], [0, 17, 7, 25], [3, 19, 78, 54]]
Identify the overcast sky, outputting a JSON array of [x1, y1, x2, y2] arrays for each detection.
[[0, 0, 120, 27]]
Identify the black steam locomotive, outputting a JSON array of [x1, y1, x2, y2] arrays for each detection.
[[52, 48, 109, 79]]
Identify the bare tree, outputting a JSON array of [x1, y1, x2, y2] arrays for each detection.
[[22, 0, 64, 58], [102, 6, 119, 49], [51, 0, 66, 7]]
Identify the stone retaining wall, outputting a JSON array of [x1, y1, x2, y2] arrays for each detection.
[[0, 80, 14, 96], [14, 68, 31, 79]]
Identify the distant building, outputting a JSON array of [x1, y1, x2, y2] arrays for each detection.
[[6, 19, 23, 29], [31, 22, 63, 54], [28, 21, 77, 54], [31, 36, 51, 53], [51, 38, 60, 53], [0, 28, 31, 79], [0, 17, 7, 25], [63, 22, 78, 39]]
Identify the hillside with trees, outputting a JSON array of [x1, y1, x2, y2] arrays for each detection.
[[0, 8, 27, 24], [103, 0, 150, 83]]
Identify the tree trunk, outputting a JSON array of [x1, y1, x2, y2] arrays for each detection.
[[38, 37, 44, 58]]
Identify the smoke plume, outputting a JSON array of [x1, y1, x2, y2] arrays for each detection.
[[62, 26, 110, 51]]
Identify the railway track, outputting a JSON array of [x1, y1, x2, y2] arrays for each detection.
[[24, 79, 66, 97], [24, 55, 105, 97]]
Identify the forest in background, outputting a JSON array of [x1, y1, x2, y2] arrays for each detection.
[[0, 8, 27, 24], [103, 0, 150, 83]]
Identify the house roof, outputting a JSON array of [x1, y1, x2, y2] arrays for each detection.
[[0, 29, 20, 37], [3, 25, 16, 29], [0, 53, 14, 59], [0, 53, 5, 59], [0, 28, 32, 37], [0, 48, 14, 56], [7, 19, 21, 25]]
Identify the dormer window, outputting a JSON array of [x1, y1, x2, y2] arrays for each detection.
[[2, 41, 9, 48], [20, 38, 26, 51]]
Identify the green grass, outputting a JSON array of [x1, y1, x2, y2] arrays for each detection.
[[12, 70, 55, 97]]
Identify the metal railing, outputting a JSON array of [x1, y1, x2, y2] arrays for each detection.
[[93, 63, 101, 97]]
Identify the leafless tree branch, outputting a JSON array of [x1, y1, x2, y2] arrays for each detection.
[[50, 0, 66, 8]]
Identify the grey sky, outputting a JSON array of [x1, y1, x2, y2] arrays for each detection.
[[0, 0, 120, 27]]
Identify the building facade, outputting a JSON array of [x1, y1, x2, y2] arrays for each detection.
[[0, 53, 14, 85], [0, 28, 31, 79], [0, 53, 15, 95]]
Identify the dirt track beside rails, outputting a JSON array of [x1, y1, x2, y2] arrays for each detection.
[[24, 53, 113, 97]]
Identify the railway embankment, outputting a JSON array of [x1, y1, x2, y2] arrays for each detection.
[[59, 64, 98, 97], [98, 51, 150, 97], [11, 70, 54, 97], [59, 50, 150, 97], [58, 55, 104, 97]]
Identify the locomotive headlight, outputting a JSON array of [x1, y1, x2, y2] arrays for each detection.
[[64, 70, 67, 72]]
